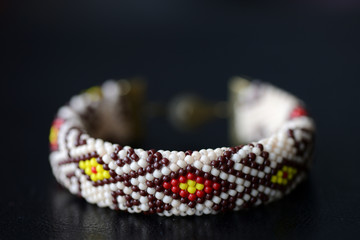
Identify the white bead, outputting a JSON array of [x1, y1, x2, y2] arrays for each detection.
[[119, 150, 126, 159], [147, 188, 155, 194], [131, 192, 140, 199], [102, 155, 111, 164], [212, 196, 221, 204], [244, 181, 251, 187], [139, 151, 148, 159], [231, 154, 240, 162], [200, 155, 210, 164], [205, 200, 213, 208], [252, 147, 261, 155], [177, 160, 186, 168], [219, 172, 228, 180], [227, 175, 236, 183], [234, 163, 243, 171], [236, 185, 244, 192], [228, 189, 237, 196], [192, 151, 201, 160], [138, 159, 147, 168], [242, 166, 250, 174], [170, 163, 180, 172], [141, 205, 149, 211], [202, 165, 211, 172], [177, 152, 185, 160], [155, 192, 164, 199], [122, 165, 131, 173], [130, 178, 139, 185], [255, 156, 264, 165], [193, 160, 203, 169], [163, 196, 172, 204], [179, 204, 188, 212], [211, 168, 220, 176], [185, 155, 194, 164], [250, 169, 258, 176], [130, 162, 140, 171], [153, 170, 161, 178], [251, 189, 258, 197], [161, 167, 171, 175], [220, 192, 228, 199], [258, 171, 265, 178], [115, 167, 123, 175], [140, 196, 148, 203], [139, 183, 147, 190], [236, 199, 244, 206], [243, 194, 250, 201], [123, 187, 132, 195], [146, 173, 154, 181], [110, 183, 117, 191], [171, 200, 180, 207], [109, 161, 117, 170]]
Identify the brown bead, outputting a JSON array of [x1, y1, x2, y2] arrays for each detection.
[[124, 157, 131, 164], [154, 152, 162, 160], [170, 172, 178, 179], [133, 200, 140, 206], [164, 189, 172, 195], [148, 195, 155, 201], [140, 190, 147, 196], [164, 204, 172, 211], [146, 166, 154, 173], [188, 201, 196, 208], [131, 186, 139, 192], [186, 165, 194, 173], [213, 204, 221, 211], [155, 186, 164, 192], [130, 171, 138, 178], [248, 153, 256, 161], [161, 158, 169, 165], [138, 168, 145, 176], [162, 176, 170, 182], [178, 169, 186, 176], [203, 173, 211, 179], [110, 153, 118, 160], [147, 155, 155, 164], [211, 160, 220, 167], [261, 152, 269, 160]]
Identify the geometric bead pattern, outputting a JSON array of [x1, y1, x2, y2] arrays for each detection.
[[49, 80, 315, 216]]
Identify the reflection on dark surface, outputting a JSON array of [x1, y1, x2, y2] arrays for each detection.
[[50, 179, 318, 239]]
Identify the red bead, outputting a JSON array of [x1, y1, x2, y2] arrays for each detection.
[[196, 176, 204, 184], [196, 190, 205, 198], [290, 106, 307, 119], [282, 172, 288, 179], [187, 172, 195, 180], [204, 180, 212, 187], [180, 190, 188, 198], [163, 182, 171, 189], [171, 179, 179, 186], [91, 166, 97, 174], [204, 186, 213, 194], [179, 176, 187, 183], [171, 186, 180, 193], [213, 183, 221, 190], [188, 193, 197, 201]]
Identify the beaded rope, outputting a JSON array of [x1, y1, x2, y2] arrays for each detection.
[[49, 80, 315, 216]]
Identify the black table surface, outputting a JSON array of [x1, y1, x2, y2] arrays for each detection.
[[2, 0, 360, 239]]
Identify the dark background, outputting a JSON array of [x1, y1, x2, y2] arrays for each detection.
[[2, 0, 360, 239]]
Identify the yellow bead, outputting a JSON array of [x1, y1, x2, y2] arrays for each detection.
[[277, 178, 283, 184], [282, 166, 288, 171], [283, 179, 288, 185], [179, 183, 188, 190], [96, 165, 103, 173], [90, 173, 97, 181], [195, 183, 204, 190], [79, 161, 85, 169], [288, 173, 293, 180], [271, 176, 277, 183], [90, 158, 97, 166], [97, 172, 104, 181], [187, 180, 196, 187], [187, 186, 196, 194], [85, 167, 92, 176], [277, 170, 283, 177], [85, 160, 91, 168], [103, 171, 110, 179]]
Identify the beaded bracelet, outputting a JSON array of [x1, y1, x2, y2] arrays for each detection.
[[49, 77, 315, 216]]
